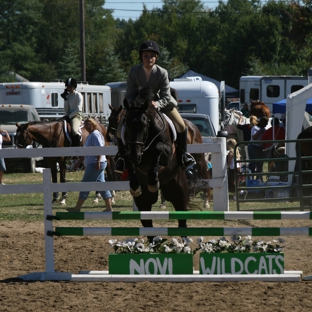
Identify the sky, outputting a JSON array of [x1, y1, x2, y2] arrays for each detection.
[[103, 1, 220, 21]]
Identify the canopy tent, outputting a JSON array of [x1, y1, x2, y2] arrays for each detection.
[[273, 97, 312, 114], [177, 70, 239, 98]]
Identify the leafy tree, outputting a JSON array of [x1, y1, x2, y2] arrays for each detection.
[[94, 47, 127, 84]]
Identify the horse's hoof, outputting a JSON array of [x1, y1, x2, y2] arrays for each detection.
[[148, 182, 160, 193], [160, 204, 167, 210], [204, 203, 210, 209], [93, 198, 99, 204], [111, 198, 115, 204], [60, 199, 66, 206], [130, 186, 142, 197]]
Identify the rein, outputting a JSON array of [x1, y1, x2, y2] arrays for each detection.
[[142, 110, 166, 152]]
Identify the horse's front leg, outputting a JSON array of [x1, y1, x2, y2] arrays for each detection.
[[147, 150, 162, 193], [128, 164, 141, 197]]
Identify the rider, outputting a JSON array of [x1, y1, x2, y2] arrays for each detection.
[[114, 40, 196, 173], [61, 78, 83, 146]]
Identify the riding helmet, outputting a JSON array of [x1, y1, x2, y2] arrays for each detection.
[[139, 41, 160, 57], [65, 78, 77, 89]]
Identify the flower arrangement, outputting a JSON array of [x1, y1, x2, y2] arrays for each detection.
[[196, 234, 285, 254], [109, 236, 194, 254]]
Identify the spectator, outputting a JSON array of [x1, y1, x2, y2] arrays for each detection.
[[67, 118, 113, 212], [0, 127, 11, 185], [227, 138, 241, 193], [241, 103, 250, 118], [237, 115, 257, 160], [261, 117, 285, 150], [248, 117, 269, 179]]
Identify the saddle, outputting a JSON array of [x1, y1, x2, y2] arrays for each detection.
[[121, 112, 177, 145]]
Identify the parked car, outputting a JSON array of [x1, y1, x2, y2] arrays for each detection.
[[180, 113, 217, 139], [0, 104, 42, 172]]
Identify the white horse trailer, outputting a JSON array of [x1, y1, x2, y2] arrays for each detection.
[[239, 75, 308, 111], [170, 79, 220, 132], [0, 82, 111, 125]]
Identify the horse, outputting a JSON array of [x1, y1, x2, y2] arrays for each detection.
[[296, 126, 312, 206], [121, 88, 190, 239], [250, 100, 271, 118], [15, 119, 111, 205], [107, 104, 212, 209]]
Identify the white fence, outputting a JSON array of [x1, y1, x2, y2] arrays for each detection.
[[0, 138, 229, 211]]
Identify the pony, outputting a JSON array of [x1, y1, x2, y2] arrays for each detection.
[[250, 100, 271, 118], [106, 104, 212, 209], [296, 126, 312, 206], [15, 119, 111, 205]]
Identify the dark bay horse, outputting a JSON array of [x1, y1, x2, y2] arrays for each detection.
[[107, 104, 212, 209], [122, 88, 189, 238], [250, 100, 271, 118], [16, 119, 111, 204]]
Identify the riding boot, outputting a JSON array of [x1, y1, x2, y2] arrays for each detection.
[[176, 128, 196, 170], [73, 134, 81, 147], [115, 138, 126, 174]]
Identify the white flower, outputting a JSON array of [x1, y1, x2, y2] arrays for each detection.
[[197, 237, 204, 244], [109, 239, 117, 247]]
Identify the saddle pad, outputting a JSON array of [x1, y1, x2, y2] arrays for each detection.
[[121, 112, 177, 145]]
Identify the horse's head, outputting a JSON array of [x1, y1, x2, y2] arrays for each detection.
[[123, 94, 153, 165], [106, 104, 123, 143], [16, 122, 33, 148]]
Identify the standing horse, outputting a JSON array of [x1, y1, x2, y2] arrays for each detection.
[[250, 100, 271, 118], [107, 104, 212, 209], [15, 119, 110, 205], [296, 126, 312, 206]]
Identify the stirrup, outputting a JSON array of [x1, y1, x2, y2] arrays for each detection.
[[181, 153, 196, 170], [115, 158, 125, 174]]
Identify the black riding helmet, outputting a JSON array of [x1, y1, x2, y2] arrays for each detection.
[[139, 41, 160, 61], [65, 78, 77, 89]]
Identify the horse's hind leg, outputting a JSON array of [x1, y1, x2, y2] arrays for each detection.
[[57, 158, 67, 205], [49, 160, 59, 203]]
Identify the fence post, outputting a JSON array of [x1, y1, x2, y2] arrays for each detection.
[[212, 137, 229, 211], [43, 169, 54, 273]]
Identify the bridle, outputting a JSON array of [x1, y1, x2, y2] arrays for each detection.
[[126, 108, 166, 152]]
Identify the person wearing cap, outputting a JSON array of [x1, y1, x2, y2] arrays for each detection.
[[241, 103, 250, 118], [114, 40, 196, 173], [61, 78, 83, 146]]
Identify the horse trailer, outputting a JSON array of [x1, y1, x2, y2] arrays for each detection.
[[239, 75, 308, 111], [170, 79, 220, 132], [0, 82, 112, 125]]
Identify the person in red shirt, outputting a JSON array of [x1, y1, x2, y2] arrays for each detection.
[[261, 117, 285, 150]]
